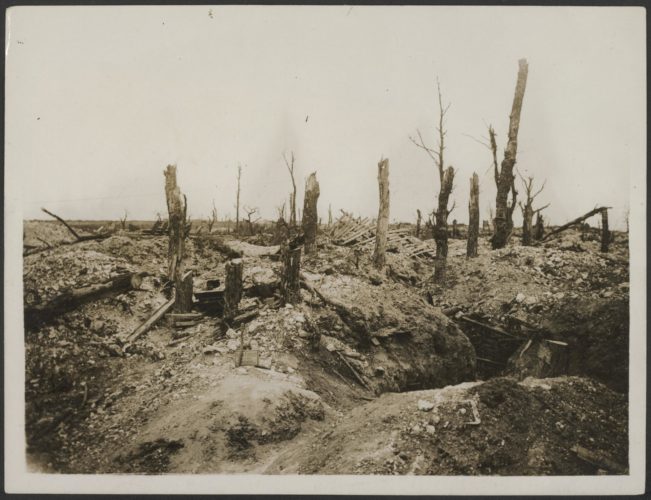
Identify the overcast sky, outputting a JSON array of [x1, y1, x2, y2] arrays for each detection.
[[6, 6, 645, 229]]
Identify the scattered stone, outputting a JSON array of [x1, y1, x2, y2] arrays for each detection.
[[515, 293, 526, 303], [417, 400, 434, 412]]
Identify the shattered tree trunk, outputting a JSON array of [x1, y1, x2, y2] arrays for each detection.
[[164, 165, 191, 313], [434, 166, 454, 281], [600, 208, 610, 253], [223, 259, 243, 324], [452, 220, 458, 238], [467, 173, 479, 258], [492, 59, 529, 249], [280, 244, 301, 304], [302, 172, 320, 254], [176, 270, 193, 313], [416, 209, 422, 238], [533, 213, 545, 241], [522, 203, 534, 246], [373, 158, 390, 269]]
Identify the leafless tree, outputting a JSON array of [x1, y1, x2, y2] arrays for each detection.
[[517, 173, 549, 246], [235, 164, 242, 236], [207, 200, 218, 233], [490, 59, 529, 249], [283, 151, 297, 230], [409, 78, 455, 281], [243, 206, 260, 235], [119, 210, 128, 231]]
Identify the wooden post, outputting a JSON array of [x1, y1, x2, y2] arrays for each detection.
[[164, 165, 190, 313], [467, 173, 479, 258], [492, 59, 529, 249], [302, 172, 320, 254], [224, 259, 243, 323], [416, 209, 422, 238], [452, 219, 458, 238], [328, 204, 333, 226], [600, 208, 610, 252], [373, 158, 390, 269], [280, 243, 301, 304]]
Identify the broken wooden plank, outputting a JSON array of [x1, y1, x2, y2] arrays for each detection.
[[336, 351, 372, 392], [456, 315, 522, 339], [174, 321, 198, 328], [167, 312, 203, 321], [571, 445, 627, 474], [124, 296, 176, 344]]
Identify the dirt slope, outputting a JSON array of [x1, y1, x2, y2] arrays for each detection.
[[265, 376, 628, 475]]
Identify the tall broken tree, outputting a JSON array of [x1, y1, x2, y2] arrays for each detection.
[[373, 158, 390, 269], [416, 209, 422, 238], [409, 79, 455, 281], [491, 59, 529, 249], [302, 172, 320, 254], [467, 173, 479, 258], [164, 165, 191, 313], [518, 174, 549, 246]]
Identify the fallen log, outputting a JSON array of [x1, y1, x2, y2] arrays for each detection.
[[41, 207, 110, 242], [25, 272, 144, 329], [232, 309, 259, 327], [124, 295, 176, 344], [538, 206, 611, 243]]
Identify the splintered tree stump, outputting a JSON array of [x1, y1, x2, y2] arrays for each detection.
[[281, 245, 302, 304], [434, 166, 454, 281], [164, 164, 190, 311], [223, 259, 243, 322], [600, 208, 610, 253], [174, 270, 193, 313], [373, 158, 390, 269], [533, 213, 545, 241], [416, 209, 422, 238], [467, 173, 479, 258], [302, 172, 320, 254], [492, 59, 529, 249]]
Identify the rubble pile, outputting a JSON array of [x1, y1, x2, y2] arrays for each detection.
[[266, 376, 628, 475]]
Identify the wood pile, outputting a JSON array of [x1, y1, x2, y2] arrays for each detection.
[[328, 211, 436, 258]]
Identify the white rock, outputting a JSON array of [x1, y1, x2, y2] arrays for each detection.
[[417, 399, 434, 412], [515, 293, 526, 303]]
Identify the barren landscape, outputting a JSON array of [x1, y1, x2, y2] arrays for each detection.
[[23, 212, 629, 475]]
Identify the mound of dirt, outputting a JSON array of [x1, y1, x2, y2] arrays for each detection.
[[265, 376, 627, 476], [303, 273, 476, 392], [113, 370, 328, 473]]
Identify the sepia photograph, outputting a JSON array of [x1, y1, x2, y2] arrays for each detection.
[[4, 4, 646, 495]]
